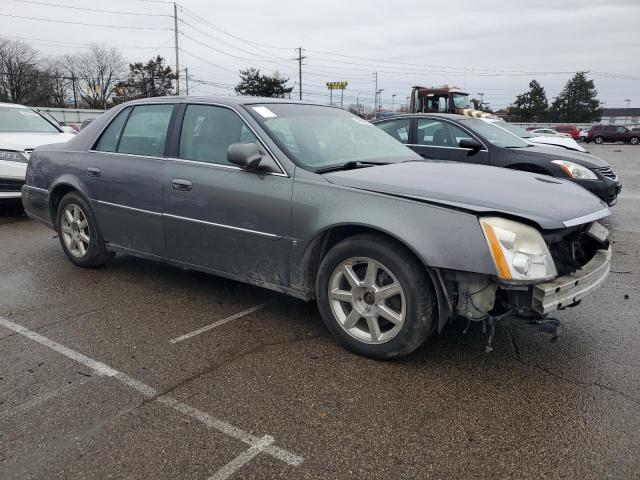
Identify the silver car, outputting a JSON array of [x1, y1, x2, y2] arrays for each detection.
[[22, 97, 612, 358]]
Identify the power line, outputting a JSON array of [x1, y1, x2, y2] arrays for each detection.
[[10, 0, 171, 16], [0, 12, 172, 30]]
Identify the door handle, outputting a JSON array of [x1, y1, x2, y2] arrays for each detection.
[[171, 179, 193, 191], [87, 167, 101, 177]]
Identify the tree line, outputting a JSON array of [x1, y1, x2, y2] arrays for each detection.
[[0, 39, 175, 109], [506, 72, 602, 123]]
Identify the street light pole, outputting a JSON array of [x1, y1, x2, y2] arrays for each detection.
[[392, 94, 396, 112], [624, 98, 631, 125]]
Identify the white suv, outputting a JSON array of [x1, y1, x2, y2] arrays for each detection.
[[0, 103, 74, 199]]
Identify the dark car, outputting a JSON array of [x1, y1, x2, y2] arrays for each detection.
[[555, 125, 580, 140], [22, 97, 612, 359], [373, 114, 621, 206], [587, 125, 639, 145]]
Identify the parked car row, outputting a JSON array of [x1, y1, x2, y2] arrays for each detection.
[[524, 124, 640, 145], [16, 96, 614, 359]]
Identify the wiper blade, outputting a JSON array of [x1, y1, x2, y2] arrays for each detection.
[[315, 161, 389, 173]]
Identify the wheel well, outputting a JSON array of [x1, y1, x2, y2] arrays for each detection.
[[49, 184, 77, 226], [300, 225, 426, 299], [506, 163, 551, 175]]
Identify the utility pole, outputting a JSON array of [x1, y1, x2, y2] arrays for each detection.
[[624, 98, 631, 125], [373, 72, 378, 118], [406, 96, 410, 110], [392, 94, 396, 112], [71, 74, 77, 108], [184, 68, 189, 95], [295, 47, 306, 101], [173, 2, 180, 95]]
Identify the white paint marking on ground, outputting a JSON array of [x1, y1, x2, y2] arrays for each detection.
[[0, 316, 304, 469], [208, 435, 275, 480], [169, 303, 268, 344]]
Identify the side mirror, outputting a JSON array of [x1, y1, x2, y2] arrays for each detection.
[[459, 137, 482, 154], [227, 143, 262, 170]]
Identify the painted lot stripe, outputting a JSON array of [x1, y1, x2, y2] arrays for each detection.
[[0, 316, 304, 472], [169, 303, 267, 344], [208, 435, 275, 480]]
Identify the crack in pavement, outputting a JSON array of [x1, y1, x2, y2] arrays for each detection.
[[509, 333, 640, 406]]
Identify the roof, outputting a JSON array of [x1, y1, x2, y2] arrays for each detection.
[[372, 113, 469, 122], [123, 95, 325, 107], [601, 107, 640, 117], [0, 102, 29, 109]]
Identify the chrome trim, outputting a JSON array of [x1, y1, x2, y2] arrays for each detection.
[[405, 144, 488, 151], [163, 213, 281, 239], [562, 207, 610, 227], [164, 156, 288, 178], [23, 185, 49, 194], [94, 199, 281, 239], [95, 199, 162, 216], [91, 150, 165, 162]]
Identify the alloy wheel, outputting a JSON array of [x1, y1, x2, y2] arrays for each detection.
[[61, 204, 90, 258], [328, 257, 405, 344]]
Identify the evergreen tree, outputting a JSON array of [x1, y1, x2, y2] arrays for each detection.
[[112, 55, 175, 103], [507, 80, 549, 122], [235, 68, 293, 98], [549, 72, 601, 122]]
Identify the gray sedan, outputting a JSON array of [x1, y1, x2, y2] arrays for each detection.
[[22, 97, 612, 358]]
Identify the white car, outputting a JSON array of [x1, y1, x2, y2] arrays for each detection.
[[1, 103, 75, 199], [482, 119, 587, 153], [527, 127, 570, 137]]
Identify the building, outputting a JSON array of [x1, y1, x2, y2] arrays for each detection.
[[600, 107, 640, 126]]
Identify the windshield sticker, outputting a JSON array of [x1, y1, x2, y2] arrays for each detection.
[[352, 117, 371, 125], [252, 106, 277, 118], [19, 110, 39, 116]]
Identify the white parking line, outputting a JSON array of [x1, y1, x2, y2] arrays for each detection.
[[0, 316, 304, 474], [208, 435, 274, 480], [169, 303, 267, 344]]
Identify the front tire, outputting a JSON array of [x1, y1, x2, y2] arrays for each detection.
[[316, 234, 435, 359], [630, 136, 639, 145], [56, 191, 112, 268], [594, 136, 604, 144]]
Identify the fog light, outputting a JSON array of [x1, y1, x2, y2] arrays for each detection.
[[512, 253, 531, 276]]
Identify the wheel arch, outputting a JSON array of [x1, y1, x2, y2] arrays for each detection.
[[49, 179, 90, 227]]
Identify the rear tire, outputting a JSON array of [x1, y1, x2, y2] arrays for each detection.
[[56, 191, 112, 268], [316, 233, 435, 359], [594, 136, 604, 144]]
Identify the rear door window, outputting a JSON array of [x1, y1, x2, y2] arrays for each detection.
[[95, 107, 131, 152], [117, 104, 174, 157]]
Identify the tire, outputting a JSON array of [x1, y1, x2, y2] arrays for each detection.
[[594, 136, 604, 144], [316, 233, 435, 359], [630, 136, 639, 145], [56, 191, 112, 268]]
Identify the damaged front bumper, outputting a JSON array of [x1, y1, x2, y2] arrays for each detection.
[[531, 247, 611, 314]]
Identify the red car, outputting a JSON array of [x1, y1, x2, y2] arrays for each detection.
[[555, 125, 580, 140]]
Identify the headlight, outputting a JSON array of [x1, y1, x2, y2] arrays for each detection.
[[0, 150, 28, 163], [551, 160, 597, 180], [480, 217, 557, 282]]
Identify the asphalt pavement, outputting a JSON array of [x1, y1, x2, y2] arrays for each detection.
[[1, 144, 638, 479]]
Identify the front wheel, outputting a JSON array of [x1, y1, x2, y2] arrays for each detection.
[[316, 234, 435, 359], [594, 136, 604, 144], [56, 191, 112, 268], [630, 136, 639, 145]]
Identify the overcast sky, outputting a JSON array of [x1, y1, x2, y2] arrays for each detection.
[[3, 0, 639, 109]]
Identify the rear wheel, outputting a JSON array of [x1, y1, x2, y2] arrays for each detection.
[[594, 136, 604, 144], [630, 136, 639, 145], [56, 191, 112, 268], [316, 234, 435, 359]]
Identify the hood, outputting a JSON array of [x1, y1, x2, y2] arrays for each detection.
[[527, 135, 587, 153], [514, 145, 609, 168], [323, 161, 609, 230], [0, 132, 74, 151]]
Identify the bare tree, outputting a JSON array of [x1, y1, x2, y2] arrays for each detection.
[[0, 38, 40, 104], [63, 45, 125, 109]]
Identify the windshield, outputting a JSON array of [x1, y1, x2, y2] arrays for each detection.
[[492, 120, 534, 138], [248, 104, 420, 170], [452, 93, 471, 109], [0, 106, 60, 133], [460, 118, 530, 148]]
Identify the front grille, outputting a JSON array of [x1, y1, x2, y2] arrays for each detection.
[[0, 179, 24, 192], [594, 166, 618, 181]]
